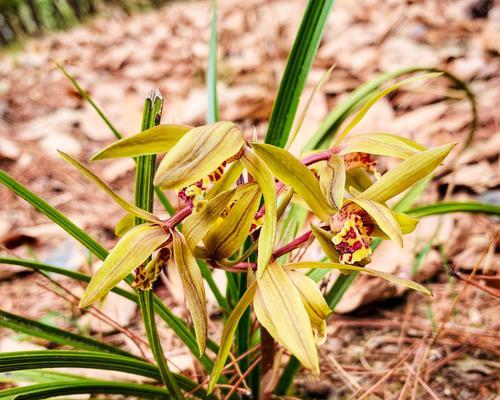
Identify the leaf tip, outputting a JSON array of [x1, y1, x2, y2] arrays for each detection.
[[89, 152, 102, 161]]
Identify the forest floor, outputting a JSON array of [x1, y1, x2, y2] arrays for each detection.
[[0, 0, 499, 398]]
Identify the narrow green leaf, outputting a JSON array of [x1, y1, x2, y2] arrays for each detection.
[[57, 63, 122, 140], [252, 143, 335, 221], [134, 91, 185, 399], [58, 151, 161, 224], [0, 257, 217, 371], [0, 370, 90, 384], [206, 0, 219, 124], [407, 201, 500, 218], [208, 281, 257, 393], [0, 381, 169, 400], [80, 224, 167, 307], [0, 350, 213, 399], [91, 124, 191, 160], [139, 290, 185, 399], [0, 350, 158, 380], [332, 73, 441, 146], [287, 65, 335, 149], [173, 231, 208, 356], [0, 257, 136, 300], [305, 67, 477, 152], [360, 144, 455, 203], [0, 171, 216, 369], [0, 169, 108, 260], [154, 121, 244, 190], [265, 0, 335, 147], [286, 262, 432, 296], [0, 310, 134, 358], [240, 148, 277, 277]]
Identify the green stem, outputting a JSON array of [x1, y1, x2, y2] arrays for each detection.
[[139, 290, 185, 399], [134, 91, 184, 399]]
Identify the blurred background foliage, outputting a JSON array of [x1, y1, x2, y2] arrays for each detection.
[[0, 0, 170, 44]]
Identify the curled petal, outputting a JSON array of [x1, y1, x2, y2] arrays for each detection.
[[287, 270, 331, 344]]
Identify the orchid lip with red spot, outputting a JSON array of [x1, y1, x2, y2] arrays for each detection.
[[331, 205, 374, 264]]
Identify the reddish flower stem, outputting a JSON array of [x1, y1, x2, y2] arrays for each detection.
[[301, 148, 337, 166], [163, 206, 192, 229], [272, 230, 313, 259], [217, 229, 314, 272]]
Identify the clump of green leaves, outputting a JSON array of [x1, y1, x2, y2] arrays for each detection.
[[0, 2, 498, 399]]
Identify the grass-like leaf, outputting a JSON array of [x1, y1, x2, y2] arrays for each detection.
[[332, 73, 441, 147], [0, 350, 213, 399], [0, 169, 108, 260], [265, 0, 334, 147], [0, 380, 212, 400], [0, 256, 217, 370], [407, 201, 500, 218], [56, 63, 123, 140], [0, 310, 135, 358], [0, 172, 216, 370], [305, 67, 478, 151], [206, 0, 219, 124], [0, 369, 90, 384]]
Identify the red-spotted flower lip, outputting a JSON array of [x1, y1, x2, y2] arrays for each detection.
[[342, 152, 378, 173], [331, 203, 374, 264]]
